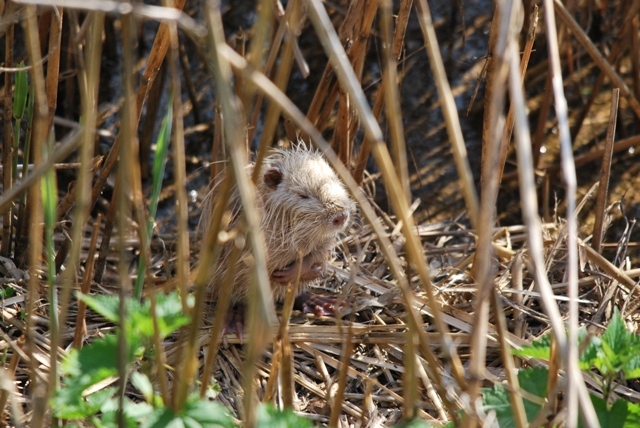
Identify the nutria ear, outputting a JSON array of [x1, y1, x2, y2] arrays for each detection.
[[263, 167, 282, 189]]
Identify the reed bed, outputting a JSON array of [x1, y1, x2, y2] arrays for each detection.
[[0, 0, 639, 426]]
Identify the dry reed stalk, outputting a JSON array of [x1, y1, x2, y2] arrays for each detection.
[[304, 0, 367, 128], [117, 8, 137, 427], [86, 0, 187, 223], [44, 7, 62, 130], [22, 4, 49, 424], [532, 71, 553, 169], [93, 179, 118, 284], [492, 289, 527, 428], [354, 0, 412, 185], [509, 1, 597, 423], [553, 0, 640, 120], [0, 335, 26, 427], [165, 1, 190, 313], [402, 329, 417, 420], [222, 42, 461, 419], [307, 0, 467, 415], [246, 0, 303, 146], [279, 280, 299, 408], [242, 0, 274, 127], [414, 0, 479, 229], [592, 89, 620, 253], [253, 0, 301, 180], [54, 12, 104, 388], [479, 4, 499, 195], [73, 215, 102, 349], [139, 63, 166, 179], [314, 0, 377, 139], [211, 106, 223, 181], [632, 15, 640, 101], [497, 5, 538, 186], [1, 7, 14, 258], [465, 2, 520, 422], [544, 2, 597, 424], [328, 326, 353, 427], [178, 37, 201, 123], [199, 219, 239, 398], [380, 0, 410, 203], [201, 3, 276, 424]]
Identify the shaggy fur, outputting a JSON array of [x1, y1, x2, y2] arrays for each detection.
[[200, 145, 355, 304]]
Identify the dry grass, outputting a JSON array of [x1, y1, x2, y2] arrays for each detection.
[[1, 0, 640, 426]]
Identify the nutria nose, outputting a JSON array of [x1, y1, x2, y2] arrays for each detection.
[[332, 213, 348, 227]]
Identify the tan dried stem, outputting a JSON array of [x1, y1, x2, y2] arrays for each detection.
[[511, 1, 598, 423], [196, 3, 276, 424], [54, 12, 104, 389], [592, 89, 619, 253], [22, 4, 49, 423], [165, 0, 190, 312], [465, 2, 520, 423]]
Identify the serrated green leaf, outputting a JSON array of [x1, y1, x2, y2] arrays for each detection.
[[624, 355, 640, 380], [580, 395, 640, 428], [580, 336, 600, 369], [152, 292, 192, 338], [98, 396, 155, 427], [52, 386, 115, 420], [512, 333, 551, 359], [602, 309, 633, 357], [482, 367, 548, 428], [60, 334, 120, 379], [131, 372, 154, 403], [78, 293, 121, 323]]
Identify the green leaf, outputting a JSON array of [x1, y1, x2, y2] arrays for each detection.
[[141, 393, 235, 428], [60, 334, 120, 379], [512, 333, 551, 360], [12, 64, 28, 121], [152, 291, 192, 338], [482, 367, 548, 427], [602, 309, 632, 355], [78, 292, 190, 340], [581, 395, 640, 428], [623, 355, 640, 380], [97, 397, 153, 428], [131, 372, 155, 404], [255, 403, 312, 428], [149, 97, 173, 221], [579, 335, 600, 370], [52, 386, 115, 420], [78, 293, 121, 323]]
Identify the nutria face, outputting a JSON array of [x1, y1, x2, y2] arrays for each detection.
[[260, 148, 355, 253]]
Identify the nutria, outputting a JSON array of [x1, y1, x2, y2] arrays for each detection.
[[200, 144, 355, 331]]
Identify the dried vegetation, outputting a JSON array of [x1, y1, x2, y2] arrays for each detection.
[[1, 0, 640, 426]]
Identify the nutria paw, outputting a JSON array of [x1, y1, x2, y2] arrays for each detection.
[[223, 304, 246, 343], [294, 291, 339, 317]]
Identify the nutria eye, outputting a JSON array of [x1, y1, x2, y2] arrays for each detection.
[[299, 193, 309, 199]]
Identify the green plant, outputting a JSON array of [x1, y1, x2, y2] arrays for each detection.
[[134, 97, 173, 300], [51, 291, 235, 427], [480, 308, 640, 427]]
